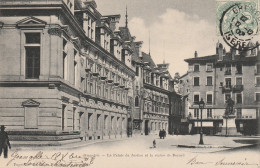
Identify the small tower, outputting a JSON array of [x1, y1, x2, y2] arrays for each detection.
[[218, 43, 223, 61], [216, 40, 220, 54], [125, 6, 128, 28], [223, 47, 226, 55], [230, 47, 236, 60], [149, 30, 151, 56], [256, 41, 260, 56]]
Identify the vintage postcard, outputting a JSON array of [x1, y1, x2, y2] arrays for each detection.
[[0, 0, 259, 168]]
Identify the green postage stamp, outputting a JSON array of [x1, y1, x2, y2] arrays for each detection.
[[216, 0, 260, 50]]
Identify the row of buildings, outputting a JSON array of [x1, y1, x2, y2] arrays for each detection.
[[177, 43, 260, 135], [0, 0, 181, 144]]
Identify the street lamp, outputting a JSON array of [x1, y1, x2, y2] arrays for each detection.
[[198, 98, 205, 145]]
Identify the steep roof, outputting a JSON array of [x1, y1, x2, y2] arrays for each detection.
[[142, 52, 156, 69], [131, 43, 142, 63], [119, 27, 132, 41], [119, 26, 142, 64]]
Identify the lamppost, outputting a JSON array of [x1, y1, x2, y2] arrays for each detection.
[[198, 98, 205, 145], [225, 112, 228, 137], [197, 112, 199, 134]]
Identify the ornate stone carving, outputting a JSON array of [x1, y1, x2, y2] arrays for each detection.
[[71, 36, 81, 48], [61, 96, 70, 103], [61, 25, 73, 38], [80, 57, 84, 66], [16, 16, 46, 28], [48, 28, 62, 37], [22, 99, 40, 107]]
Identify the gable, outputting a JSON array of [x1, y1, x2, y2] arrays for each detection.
[[16, 16, 46, 28], [22, 99, 40, 107]]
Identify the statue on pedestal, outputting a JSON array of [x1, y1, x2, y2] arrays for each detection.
[[219, 97, 241, 136], [225, 98, 235, 116]]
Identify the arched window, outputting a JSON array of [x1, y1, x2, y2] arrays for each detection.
[[135, 96, 139, 107]]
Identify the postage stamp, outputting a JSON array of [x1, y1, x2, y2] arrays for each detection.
[[216, 0, 260, 50]]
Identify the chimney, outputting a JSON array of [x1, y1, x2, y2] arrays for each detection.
[[216, 42, 219, 54], [231, 47, 236, 60], [194, 51, 198, 58], [251, 48, 256, 56], [245, 42, 253, 56], [256, 41, 260, 56], [218, 43, 223, 61]]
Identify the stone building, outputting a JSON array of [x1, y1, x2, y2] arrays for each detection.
[[118, 23, 144, 135], [181, 43, 260, 135], [0, 0, 137, 144], [141, 53, 181, 135], [173, 73, 190, 134], [142, 54, 169, 135]]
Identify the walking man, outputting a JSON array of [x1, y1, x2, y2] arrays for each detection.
[[0, 125, 11, 158], [162, 129, 166, 139]]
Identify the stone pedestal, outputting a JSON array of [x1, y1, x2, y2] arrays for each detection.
[[219, 115, 241, 136]]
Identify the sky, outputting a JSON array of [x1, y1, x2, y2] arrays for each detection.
[[95, 0, 225, 76]]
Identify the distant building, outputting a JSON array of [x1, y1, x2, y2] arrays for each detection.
[[181, 44, 260, 135], [176, 72, 191, 134], [142, 54, 172, 135]]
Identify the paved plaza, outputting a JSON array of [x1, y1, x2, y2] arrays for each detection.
[[12, 134, 260, 152], [0, 134, 258, 168]]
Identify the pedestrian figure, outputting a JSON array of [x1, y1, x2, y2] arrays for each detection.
[[162, 129, 166, 139], [153, 139, 156, 148], [0, 125, 11, 158], [159, 130, 162, 139]]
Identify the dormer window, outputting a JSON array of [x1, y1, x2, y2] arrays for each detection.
[[84, 14, 95, 41], [63, 0, 74, 14]]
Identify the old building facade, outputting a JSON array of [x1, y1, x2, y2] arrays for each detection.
[[0, 0, 183, 144], [142, 54, 171, 135], [180, 43, 260, 135], [0, 0, 137, 144]]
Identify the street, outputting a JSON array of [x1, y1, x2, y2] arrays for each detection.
[[1, 134, 259, 168]]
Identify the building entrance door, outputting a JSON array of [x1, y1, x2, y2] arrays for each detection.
[[79, 112, 85, 140], [145, 120, 149, 135]]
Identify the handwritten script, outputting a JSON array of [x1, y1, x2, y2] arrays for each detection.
[[7, 151, 95, 167], [187, 155, 259, 167]]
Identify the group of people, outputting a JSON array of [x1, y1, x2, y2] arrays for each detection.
[[159, 129, 166, 139]]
